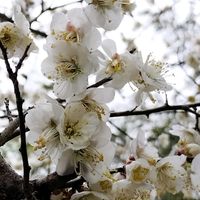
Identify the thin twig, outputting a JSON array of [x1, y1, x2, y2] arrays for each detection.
[[4, 98, 13, 122], [108, 120, 132, 139], [87, 77, 112, 89], [30, 0, 83, 24]]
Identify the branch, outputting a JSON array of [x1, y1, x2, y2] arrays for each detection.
[[110, 102, 200, 118], [0, 117, 20, 146], [30, 28, 47, 37], [32, 172, 78, 199], [108, 120, 132, 139], [15, 43, 32, 74], [0, 42, 31, 199], [87, 77, 112, 89], [30, 0, 84, 24], [0, 153, 24, 199]]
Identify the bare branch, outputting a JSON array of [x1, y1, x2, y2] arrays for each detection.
[[110, 102, 200, 118], [32, 172, 78, 199], [0, 117, 20, 146], [87, 77, 112, 89], [0, 42, 31, 199], [0, 153, 24, 199]]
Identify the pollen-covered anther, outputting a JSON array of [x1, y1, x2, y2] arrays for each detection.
[[34, 137, 46, 150], [82, 98, 105, 120], [64, 124, 78, 139], [99, 179, 113, 191], [56, 57, 80, 79], [55, 22, 81, 43], [92, 0, 116, 8], [78, 148, 104, 165]]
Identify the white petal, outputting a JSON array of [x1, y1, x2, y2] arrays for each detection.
[[102, 39, 117, 58], [56, 149, 75, 176], [83, 27, 101, 51], [13, 5, 29, 35], [91, 122, 112, 148], [88, 87, 115, 103], [50, 12, 68, 32], [191, 153, 200, 174], [41, 57, 56, 79]]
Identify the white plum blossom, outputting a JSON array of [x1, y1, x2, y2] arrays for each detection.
[[170, 125, 200, 145], [71, 174, 114, 199], [46, 8, 101, 52], [67, 87, 115, 121], [96, 39, 141, 89], [25, 102, 64, 163], [56, 142, 115, 184], [170, 125, 200, 157], [112, 179, 153, 200], [126, 158, 151, 184], [84, 0, 135, 30], [58, 102, 111, 150], [131, 54, 172, 104], [130, 131, 159, 165], [0, 5, 36, 58], [42, 42, 99, 99], [151, 155, 187, 196]]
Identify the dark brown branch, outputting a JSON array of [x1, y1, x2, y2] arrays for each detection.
[[15, 43, 32, 74], [108, 120, 132, 139], [87, 77, 112, 89], [110, 102, 200, 118], [0, 154, 24, 199], [32, 172, 77, 199], [0, 42, 31, 199], [30, 28, 47, 37], [0, 117, 20, 146], [0, 13, 13, 23]]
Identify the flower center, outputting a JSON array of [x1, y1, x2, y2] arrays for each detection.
[[105, 53, 124, 75], [56, 57, 81, 79], [0, 25, 18, 49], [132, 165, 149, 183], [63, 120, 81, 139], [99, 179, 113, 191], [55, 22, 81, 43]]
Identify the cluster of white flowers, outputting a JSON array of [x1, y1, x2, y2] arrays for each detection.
[[3, 1, 200, 200]]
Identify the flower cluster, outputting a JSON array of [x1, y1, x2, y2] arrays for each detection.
[[3, 2, 200, 200], [23, 1, 176, 199]]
